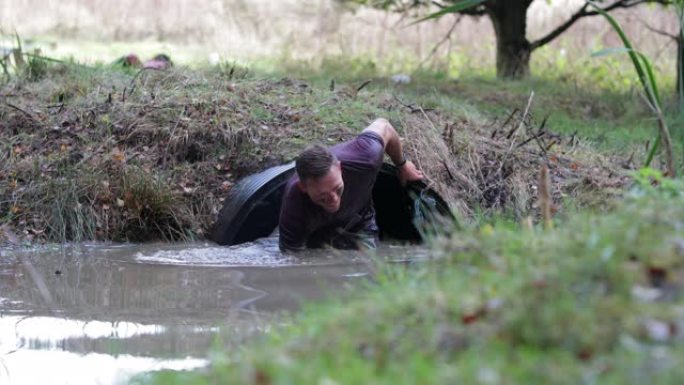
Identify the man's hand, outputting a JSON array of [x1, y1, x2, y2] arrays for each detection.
[[397, 160, 423, 186]]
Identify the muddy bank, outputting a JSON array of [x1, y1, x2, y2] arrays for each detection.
[[0, 64, 630, 244]]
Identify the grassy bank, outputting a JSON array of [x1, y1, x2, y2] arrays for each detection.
[[134, 177, 684, 385], [2, 54, 667, 244], [2, 31, 683, 385]]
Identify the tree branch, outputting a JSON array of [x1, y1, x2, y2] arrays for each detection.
[[418, 14, 463, 67], [530, 3, 590, 50], [531, 0, 670, 50], [642, 22, 679, 41]]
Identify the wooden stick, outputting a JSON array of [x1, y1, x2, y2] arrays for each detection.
[[539, 163, 553, 230]]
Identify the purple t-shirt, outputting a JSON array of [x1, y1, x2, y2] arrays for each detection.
[[279, 132, 384, 251]]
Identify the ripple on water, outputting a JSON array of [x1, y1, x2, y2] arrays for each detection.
[[134, 238, 297, 267]]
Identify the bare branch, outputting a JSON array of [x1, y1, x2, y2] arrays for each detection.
[[418, 14, 463, 67], [531, 0, 670, 50], [531, 3, 590, 50], [642, 22, 679, 41]]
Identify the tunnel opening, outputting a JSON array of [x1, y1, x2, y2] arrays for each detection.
[[210, 163, 452, 246]]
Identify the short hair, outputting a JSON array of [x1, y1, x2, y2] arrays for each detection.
[[295, 144, 336, 181]]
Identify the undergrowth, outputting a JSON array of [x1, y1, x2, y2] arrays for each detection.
[[135, 179, 684, 385], [0, 53, 676, 243]]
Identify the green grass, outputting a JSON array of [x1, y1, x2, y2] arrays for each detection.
[[3, 34, 684, 385], [134, 181, 684, 385], [1, 42, 680, 232]]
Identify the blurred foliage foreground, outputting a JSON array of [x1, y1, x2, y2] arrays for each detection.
[[0, 54, 651, 244], [136, 177, 684, 385]]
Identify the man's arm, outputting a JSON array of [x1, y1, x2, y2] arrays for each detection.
[[278, 182, 309, 252], [362, 118, 423, 185]]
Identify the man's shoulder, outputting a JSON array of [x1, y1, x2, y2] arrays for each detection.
[[332, 132, 384, 166]]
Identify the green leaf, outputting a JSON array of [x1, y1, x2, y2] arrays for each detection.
[[411, 0, 485, 25], [588, 2, 652, 105], [644, 134, 660, 168], [635, 51, 662, 109], [590, 47, 633, 58], [591, 46, 662, 109], [589, 1, 668, 170]]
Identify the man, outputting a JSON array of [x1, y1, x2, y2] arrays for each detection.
[[278, 118, 423, 252]]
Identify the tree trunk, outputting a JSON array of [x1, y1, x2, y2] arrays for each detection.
[[487, 0, 533, 79]]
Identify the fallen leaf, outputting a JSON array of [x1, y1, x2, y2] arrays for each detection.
[[461, 307, 486, 325], [220, 181, 233, 192], [577, 347, 594, 361], [112, 149, 126, 163]]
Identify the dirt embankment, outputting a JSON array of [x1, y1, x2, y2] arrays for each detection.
[[0, 64, 630, 244]]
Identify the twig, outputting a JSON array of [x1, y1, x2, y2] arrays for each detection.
[[417, 15, 462, 68], [508, 97, 534, 139], [641, 22, 678, 41], [24, 52, 91, 67], [623, 151, 635, 168], [500, 108, 519, 132], [393, 94, 420, 113], [392, 94, 434, 114], [533, 131, 549, 157], [530, 115, 550, 158], [124, 67, 162, 101], [539, 163, 553, 230], [356, 80, 372, 93], [417, 107, 480, 194], [513, 91, 535, 140], [441, 159, 455, 181], [516, 130, 547, 149], [4, 102, 38, 122], [498, 91, 535, 174]]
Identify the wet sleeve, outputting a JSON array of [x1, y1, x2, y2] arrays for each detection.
[[278, 187, 308, 252]]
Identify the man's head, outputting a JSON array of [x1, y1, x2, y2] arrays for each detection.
[[295, 144, 344, 213]]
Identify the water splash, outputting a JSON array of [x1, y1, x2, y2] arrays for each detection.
[[135, 238, 297, 266]]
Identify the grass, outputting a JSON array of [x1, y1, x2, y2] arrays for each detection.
[[132, 180, 684, 385], [2, 48, 680, 244], [1, 20, 683, 385]]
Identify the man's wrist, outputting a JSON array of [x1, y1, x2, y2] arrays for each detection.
[[395, 155, 407, 168]]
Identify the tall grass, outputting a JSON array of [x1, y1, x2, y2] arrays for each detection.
[[44, 174, 98, 242], [590, 1, 676, 177]]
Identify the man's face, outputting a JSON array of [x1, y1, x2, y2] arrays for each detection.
[[299, 161, 344, 213]]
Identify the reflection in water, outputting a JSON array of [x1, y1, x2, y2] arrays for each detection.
[[0, 350, 207, 385], [0, 241, 425, 385]]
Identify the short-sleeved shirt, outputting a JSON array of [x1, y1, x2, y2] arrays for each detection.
[[278, 132, 384, 251]]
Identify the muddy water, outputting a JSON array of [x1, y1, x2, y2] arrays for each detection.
[[0, 239, 426, 385]]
